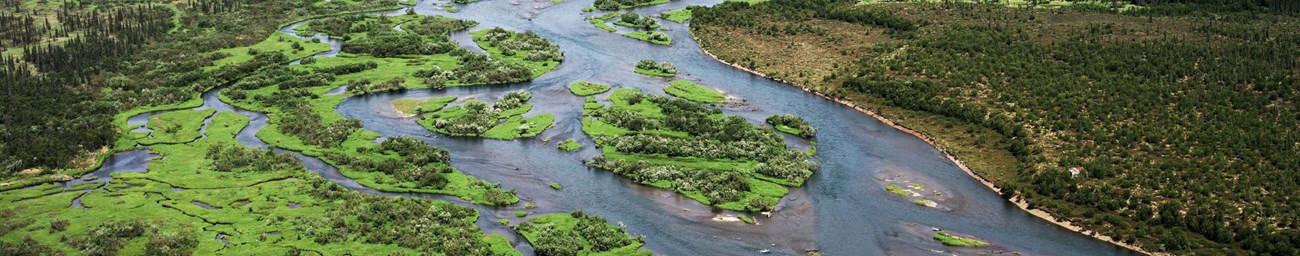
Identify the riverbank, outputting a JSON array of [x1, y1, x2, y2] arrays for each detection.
[[690, 32, 1155, 256]]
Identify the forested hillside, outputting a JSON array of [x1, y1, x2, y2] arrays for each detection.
[[693, 0, 1298, 254], [0, 0, 394, 176]]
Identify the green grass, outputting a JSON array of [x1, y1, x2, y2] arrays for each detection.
[[664, 80, 724, 103], [587, 13, 621, 32], [515, 211, 529, 217], [391, 96, 457, 115], [558, 139, 582, 152], [310, 53, 460, 90], [549, 182, 563, 190], [885, 184, 912, 196], [773, 125, 800, 135], [737, 214, 754, 224], [909, 183, 925, 190], [659, 8, 692, 23], [622, 31, 671, 45], [583, 96, 605, 115], [481, 114, 555, 140], [569, 81, 613, 96], [933, 231, 988, 247], [633, 67, 675, 77], [613, 20, 660, 30], [136, 109, 217, 145], [498, 104, 534, 118]]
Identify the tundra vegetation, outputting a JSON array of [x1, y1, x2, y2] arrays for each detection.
[[693, 0, 1300, 254], [515, 211, 651, 256], [584, 88, 819, 211]]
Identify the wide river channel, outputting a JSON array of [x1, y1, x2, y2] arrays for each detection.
[[93, 0, 1141, 255]]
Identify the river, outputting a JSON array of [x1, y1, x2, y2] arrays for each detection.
[[91, 0, 1141, 255]]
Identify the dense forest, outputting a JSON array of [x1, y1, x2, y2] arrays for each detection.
[[693, 0, 1297, 254]]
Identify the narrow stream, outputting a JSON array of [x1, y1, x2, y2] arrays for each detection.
[[82, 0, 1140, 255]]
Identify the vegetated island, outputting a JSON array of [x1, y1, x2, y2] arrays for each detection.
[[418, 90, 555, 140], [660, 8, 693, 23], [634, 59, 677, 77], [765, 114, 816, 138], [664, 80, 725, 103], [515, 211, 652, 256], [583, 88, 819, 212], [569, 81, 613, 96]]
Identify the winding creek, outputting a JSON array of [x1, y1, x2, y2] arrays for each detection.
[[81, 0, 1142, 255]]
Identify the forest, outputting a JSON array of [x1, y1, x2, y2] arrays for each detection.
[[693, 0, 1298, 254]]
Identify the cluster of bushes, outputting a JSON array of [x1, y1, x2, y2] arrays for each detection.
[[492, 90, 532, 111], [618, 13, 659, 28], [299, 181, 497, 254], [635, 59, 676, 75], [440, 52, 533, 86], [424, 90, 534, 136], [343, 31, 456, 57], [480, 28, 564, 62], [765, 114, 816, 138], [206, 144, 303, 173], [338, 15, 478, 57], [62, 221, 198, 256], [314, 61, 378, 75], [347, 78, 407, 94], [516, 211, 645, 255], [302, 15, 368, 37], [0, 236, 54, 255], [427, 101, 501, 135], [326, 136, 456, 189], [402, 16, 479, 36]]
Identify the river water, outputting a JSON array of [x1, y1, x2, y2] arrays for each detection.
[[85, 0, 1141, 255]]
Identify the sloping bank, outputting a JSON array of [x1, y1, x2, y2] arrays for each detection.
[[686, 30, 1156, 256]]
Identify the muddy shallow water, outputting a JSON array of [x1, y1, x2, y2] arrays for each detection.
[[85, 0, 1141, 255]]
